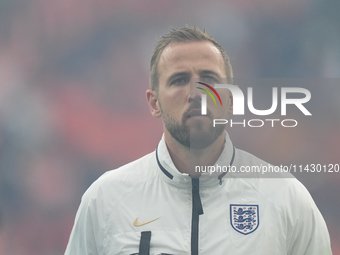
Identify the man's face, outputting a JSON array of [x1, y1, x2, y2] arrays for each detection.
[[156, 41, 233, 149]]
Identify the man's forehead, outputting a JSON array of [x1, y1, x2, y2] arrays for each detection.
[[160, 41, 222, 63], [158, 41, 225, 77]]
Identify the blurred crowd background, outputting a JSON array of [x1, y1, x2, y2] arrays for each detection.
[[0, 0, 339, 254]]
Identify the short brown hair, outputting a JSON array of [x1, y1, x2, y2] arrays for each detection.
[[150, 25, 233, 91]]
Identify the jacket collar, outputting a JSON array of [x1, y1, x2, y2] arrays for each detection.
[[156, 131, 235, 188]]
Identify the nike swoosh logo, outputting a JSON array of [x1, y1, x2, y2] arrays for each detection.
[[133, 217, 161, 227]]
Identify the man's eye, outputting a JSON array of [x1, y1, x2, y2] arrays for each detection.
[[201, 76, 218, 84], [172, 77, 189, 85]]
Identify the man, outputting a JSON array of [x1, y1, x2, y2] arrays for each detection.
[[65, 26, 332, 254]]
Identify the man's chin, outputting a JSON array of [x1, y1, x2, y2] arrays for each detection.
[[188, 128, 224, 149], [189, 137, 216, 149], [164, 113, 225, 149]]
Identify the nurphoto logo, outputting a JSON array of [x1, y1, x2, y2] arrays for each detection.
[[197, 83, 312, 128]]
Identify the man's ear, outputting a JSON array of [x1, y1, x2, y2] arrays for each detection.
[[146, 89, 162, 118]]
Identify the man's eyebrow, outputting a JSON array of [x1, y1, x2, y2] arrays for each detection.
[[198, 70, 220, 77], [167, 72, 191, 83]]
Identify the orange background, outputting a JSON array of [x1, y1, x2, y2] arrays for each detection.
[[0, 0, 339, 254]]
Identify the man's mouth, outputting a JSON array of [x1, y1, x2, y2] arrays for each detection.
[[187, 109, 203, 118]]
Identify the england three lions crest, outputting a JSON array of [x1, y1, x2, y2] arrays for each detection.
[[230, 204, 259, 235]]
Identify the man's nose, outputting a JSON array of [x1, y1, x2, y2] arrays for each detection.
[[188, 81, 203, 102]]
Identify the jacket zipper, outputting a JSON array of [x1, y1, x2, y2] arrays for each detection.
[[191, 178, 204, 255]]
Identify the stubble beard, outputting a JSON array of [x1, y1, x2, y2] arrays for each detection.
[[159, 101, 226, 149]]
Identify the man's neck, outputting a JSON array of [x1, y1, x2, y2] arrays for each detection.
[[164, 131, 226, 175]]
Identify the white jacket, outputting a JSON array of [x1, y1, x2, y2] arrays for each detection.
[[65, 133, 332, 255]]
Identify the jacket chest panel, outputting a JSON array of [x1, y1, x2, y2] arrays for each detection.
[[103, 184, 192, 254]]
